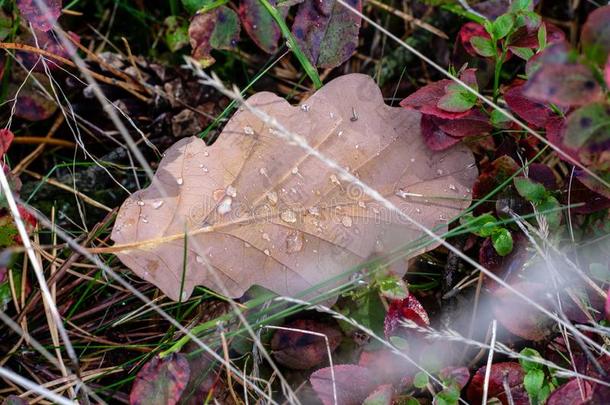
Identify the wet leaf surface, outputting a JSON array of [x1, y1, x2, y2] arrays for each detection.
[[292, 0, 362, 68], [383, 295, 430, 338], [111, 74, 477, 301]]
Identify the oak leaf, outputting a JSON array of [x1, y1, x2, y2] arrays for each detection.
[[111, 74, 477, 301]]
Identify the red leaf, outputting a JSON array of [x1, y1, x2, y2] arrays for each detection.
[[467, 362, 529, 405], [528, 163, 557, 190], [504, 83, 555, 128], [0, 129, 14, 157], [270, 319, 342, 370], [472, 155, 521, 214], [523, 63, 603, 108], [310, 364, 377, 405], [563, 177, 610, 214], [384, 295, 430, 338], [574, 169, 610, 200], [546, 379, 592, 405], [459, 22, 490, 57], [421, 114, 461, 151], [130, 354, 190, 405], [581, 5, 610, 66], [16, 0, 61, 32], [545, 117, 580, 164], [510, 23, 565, 49], [492, 282, 554, 341], [437, 109, 492, 138], [17, 30, 80, 72]]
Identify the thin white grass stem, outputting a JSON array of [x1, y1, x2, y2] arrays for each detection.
[[482, 320, 497, 405], [0, 367, 74, 405]]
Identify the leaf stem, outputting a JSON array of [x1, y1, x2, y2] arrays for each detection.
[[258, 0, 322, 89]]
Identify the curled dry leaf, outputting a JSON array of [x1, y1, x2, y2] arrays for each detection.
[[111, 74, 477, 301], [271, 319, 342, 370]]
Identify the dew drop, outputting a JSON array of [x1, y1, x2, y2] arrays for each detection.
[[416, 208, 421, 214], [202, 166, 209, 173], [141, 216, 149, 223], [358, 201, 366, 209], [280, 209, 297, 223], [448, 184, 457, 191], [410, 157, 416, 163], [244, 126, 254, 135], [203, 151, 209, 157], [285, 231, 304, 253], [341, 216, 353, 228], [177, 177, 184, 185], [266, 191, 278, 205], [137, 200, 145, 206], [196, 255, 204, 264], [262, 233, 271, 242], [217, 197, 233, 215], [330, 174, 341, 185], [436, 169, 444, 176], [264, 249, 271, 256], [337, 130, 344, 136], [439, 214, 447, 220], [291, 167, 299, 175], [300, 104, 310, 112], [259, 167, 268, 177]]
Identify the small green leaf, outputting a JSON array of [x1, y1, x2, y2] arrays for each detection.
[[0, 223, 17, 247], [435, 386, 460, 405], [389, 335, 409, 350], [510, 0, 534, 12], [470, 36, 496, 58], [524, 369, 545, 400], [509, 46, 534, 60], [492, 228, 513, 256], [514, 177, 548, 203], [437, 86, 477, 112], [164, 16, 190, 52], [519, 348, 543, 372], [492, 14, 514, 40], [490, 109, 512, 128], [378, 274, 408, 300], [182, 0, 219, 14], [413, 371, 429, 389], [537, 23, 547, 50], [460, 213, 497, 237]]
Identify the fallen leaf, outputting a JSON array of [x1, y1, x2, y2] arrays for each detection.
[[292, 0, 362, 68], [16, 0, 62, 32], [384, 295, 429, 338], [271, 319, 342, 370], [546, 378, 592, 405], [466, 362, 529, 405], [130, 354, 190, 405], [239, 0, 282, 54], [581, 5, 610, 66], [111, 74, 477, 301], [189, 6, 240, 67], [0, 129, 14, 157], [492, 282, 554, 341], [310, 364, 377, 405], [523, 63, 602, 108]]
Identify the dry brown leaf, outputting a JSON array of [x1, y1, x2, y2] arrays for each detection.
[[111, 74, 477, 301]]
